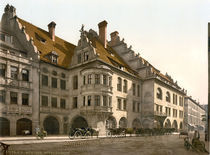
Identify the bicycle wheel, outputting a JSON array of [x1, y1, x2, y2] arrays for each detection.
[[74, 131, 82, 139], [85, 131, 91, 139], [106, 131, 112, 137]]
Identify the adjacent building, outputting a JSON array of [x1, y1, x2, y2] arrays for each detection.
[[0, 4, 188, 136], [184, 96, 206, 131]]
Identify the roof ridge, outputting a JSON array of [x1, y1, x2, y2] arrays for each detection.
[[18, 17, 76, 47]]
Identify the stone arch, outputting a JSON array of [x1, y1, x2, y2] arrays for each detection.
[[119, 117, 127, 128], [16, 118, 32, 135], [179, 122, 183, 130], [172, 120, 178, 130], [164, 119, 171, 128], [132, 118, 141, 129], [71, 116, 88, 129], [106, 116, 117, 129], [43, 116, 59, 135], [0, 117, 10, 136]]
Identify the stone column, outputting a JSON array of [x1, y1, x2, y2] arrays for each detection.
[[18, 92, 22, 106], [10, 117, 16, 136], [100, 95, 103, 106], [5, 90, 10, 105]]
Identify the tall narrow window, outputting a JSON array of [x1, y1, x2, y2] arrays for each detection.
[[10, 92, 17, 104], [84, 52, 89, 61], [51, 97, 57, 108], [52, 77, 57, 88], [117, 77, 122, 91], [60, 80, 66, 90], [77, 54, 81, 63], [157, 88, 162, 100], [41, 96, 48, 107], [73, 97, 78, 109], [108, 77, 112, 86], [83, 96, 86, 106], [42, 75, 48, 86], [117, 98, 121, 110], [11, 66, 18, 79], [103, 96, 107, 106], [83, 76, 86, 85], [95, 95, 100, 106], [73, 75, 78, 89], [22, 69, 29, 81], [173, 94, 175, 104], [0, 64, 6, 77], [0, 90, 6, 103], [103, 75, 107, 85], [133, 101, 136, 112], [60, 99, 66, 109], [22, 93, 29, 106], [88, 96, 91, 106], [137, 85, 140, 97], [123, 99, 127, 110], [123, 80, 127, 93], [108, 96, 112, 107], [138, 103, 141, 112], [95, 74, 100, 84], [166, 91, 170, 102], [88, 74, 92, 84], [132, 83, 136, 96]]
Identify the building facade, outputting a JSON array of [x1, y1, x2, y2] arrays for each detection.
[[109, 32, 186, 130], [0, 5, 187, 136], [184, 96, 206, 131]]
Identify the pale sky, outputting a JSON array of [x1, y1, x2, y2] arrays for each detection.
[[1, 0, 209, 105]]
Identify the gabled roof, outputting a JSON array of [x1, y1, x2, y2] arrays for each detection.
[[87, 35, 139, 77], [18, 18, 76, 68]]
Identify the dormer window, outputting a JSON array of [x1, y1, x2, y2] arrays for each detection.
[[0, 33, 13, 44], [84, 51, 89, 61], [49, 51, 58, 64], [52, 55, 57, 64], [35, 33, 46, 44]]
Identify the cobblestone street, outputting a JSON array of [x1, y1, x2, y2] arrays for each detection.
[[3, 134, 209, 155]]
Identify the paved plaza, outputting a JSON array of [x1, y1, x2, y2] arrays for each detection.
[[0, 134, 209, 155]]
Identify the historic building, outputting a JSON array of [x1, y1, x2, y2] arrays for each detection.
[[184, 96, 206, 131], [0, 4, 186, 136], [109, 32, 186, 129], [0, 5, 40, 136]]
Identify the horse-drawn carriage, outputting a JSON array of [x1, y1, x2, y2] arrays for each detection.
[[68, 127, 99, 139], [106, 128, 126, 137], [184, 136, 208, 153]]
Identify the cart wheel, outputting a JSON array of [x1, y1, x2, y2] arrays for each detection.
[[74, 131, 81, 139], [85, 131, 91, 139], [106, 131, 112, 137]]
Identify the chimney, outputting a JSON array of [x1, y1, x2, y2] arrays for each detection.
[[110, 31, 120, 46], [98, 20, 108, 48], [48, 21, 56, 41]]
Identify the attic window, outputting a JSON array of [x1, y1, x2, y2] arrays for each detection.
[[0, 33, 13, 44], [84, 51, 89, 62], [52, 56, 57, 64], [108, 57, 124, 70], [35, 33, 46, 43]]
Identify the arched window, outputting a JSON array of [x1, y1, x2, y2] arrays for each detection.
[[166, 91, 170, 102], [156, 88, 162, 100], [117, 77, 122, 91]]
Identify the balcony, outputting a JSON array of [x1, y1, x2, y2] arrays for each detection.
[[40, 106, 69, 114], [80, 106, 113, 115], [154, 111, 167, 117], [0, 104, 32, 114], [81, 84, 113, 94]]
